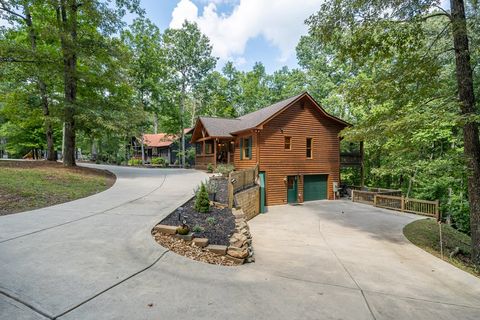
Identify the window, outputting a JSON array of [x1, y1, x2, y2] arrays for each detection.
[[205, 141, 213, 154], [196, 143, 202, 155], [240, 136, 252, 160], [306, 138, 312, 159], [284, 136, 291, 150]]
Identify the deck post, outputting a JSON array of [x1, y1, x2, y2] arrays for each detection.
[[228, 171, 234, 208], [360, 141, 365, 187], [373, 194, 377, 207], [352, 190, 355, 202], [401, 196, 405, 212], [435, 200, 440, 221]]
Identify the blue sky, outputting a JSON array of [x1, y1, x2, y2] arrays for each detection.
[[125, 0, 321, 73]]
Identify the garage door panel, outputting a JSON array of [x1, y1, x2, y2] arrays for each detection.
[[304, 175, 327, 201]]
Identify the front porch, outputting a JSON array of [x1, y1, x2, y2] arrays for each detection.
[[195, 138, 235, 170]]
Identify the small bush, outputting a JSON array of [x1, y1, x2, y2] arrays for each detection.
[[151, 157, 167, 167], [206, 216, 216, 225], [446, 194, 470, 234], [192, 225, 204, 233], [206, 163, 214, 173], [214, 164, 235, 177], [194, 183, 210, 213], [205, 179, 218, 194], [128, 158, 142, 166], [176, 226, 190, 235]]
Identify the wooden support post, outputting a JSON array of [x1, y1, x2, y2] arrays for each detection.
[[360, 141, 365, 187], [401, 196, 405, 212], [435, 200, 440, 221], [228, 171, 234, 208], [213, 138, 217, 167], [373, 194, 377, 207], [352, 190, 355, 202]]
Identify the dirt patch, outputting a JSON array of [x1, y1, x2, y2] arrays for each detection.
[[160, 197, 235, 245], [152, 232, 240, 266]]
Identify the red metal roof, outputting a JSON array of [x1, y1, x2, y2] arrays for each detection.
[[142, 128, 193, 148]]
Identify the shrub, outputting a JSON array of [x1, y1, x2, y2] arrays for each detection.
[[206, 163, 214, 173], [128, 158, 142, 166], [151, 157, 166, 167], [192, 225, 204, 233], [205, 179, 218, 194], [206, 216, 216, 225], [446, 194, 470, 234], [214, 164, 235, 177], [194, 183, 210, 213], [176, 225, 190, 235]]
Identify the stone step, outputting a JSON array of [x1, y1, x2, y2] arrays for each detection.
[[205, 244, 227, 255], [154, 224, 177, 235]]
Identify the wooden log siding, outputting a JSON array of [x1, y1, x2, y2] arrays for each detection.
[[234, 133, 259, 170], [258, 100, 343, 205]]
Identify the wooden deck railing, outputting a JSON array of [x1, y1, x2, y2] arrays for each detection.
[[352, 190, 440, 220], [228, 165, 259, 208], [351, 187, 402, 204], [352, 190, 377, 204]]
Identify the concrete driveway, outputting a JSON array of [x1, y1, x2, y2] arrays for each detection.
[[1, 166, 479, 320]]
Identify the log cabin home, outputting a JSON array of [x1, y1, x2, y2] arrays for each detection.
[[132, 128, 193, 165], [191, 92, 351, 206]]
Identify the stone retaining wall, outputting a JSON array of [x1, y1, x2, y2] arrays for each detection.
[[227, 208, 254, 263], [234, 185, 260, 220]]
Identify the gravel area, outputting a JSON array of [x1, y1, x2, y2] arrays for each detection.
[[152, 232, 240, 266], [160, 197, 235, 245]]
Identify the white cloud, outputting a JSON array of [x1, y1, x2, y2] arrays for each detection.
[[169, 0, 324, 64]]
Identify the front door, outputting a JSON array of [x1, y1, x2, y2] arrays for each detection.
[[259, 172, 266, 213], [287, 176, 297, 203]]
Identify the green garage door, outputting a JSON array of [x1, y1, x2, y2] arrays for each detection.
[[303, 175, 328, 201]]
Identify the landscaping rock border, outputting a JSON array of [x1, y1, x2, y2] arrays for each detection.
[[152, 208, 254, 265], [227, 208, 255, 263]]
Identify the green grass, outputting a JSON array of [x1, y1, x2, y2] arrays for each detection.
[[404, 218, 479, 278], [0, 161, 115, 215]]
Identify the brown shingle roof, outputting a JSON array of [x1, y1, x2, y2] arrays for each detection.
[[197, 117, 242, 138], [196, 92, 349, 139]]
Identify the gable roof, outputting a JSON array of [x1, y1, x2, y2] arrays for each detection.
[[197, 117, 243, 138], [143, 133, 175, 148], [194, 92, 350, 140], [142, 128, 193, 148]]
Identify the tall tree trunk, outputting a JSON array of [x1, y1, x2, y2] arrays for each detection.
[[450, 0, 480, 265], [153, 112, 158, 134], [57, 0, 77, 166], [23, 3, 56, 161]]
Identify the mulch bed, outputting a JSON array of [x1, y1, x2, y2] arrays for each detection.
[[152, 232, 240, 266], [160, 196, 235, 246]]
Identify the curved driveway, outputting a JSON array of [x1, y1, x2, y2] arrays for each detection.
[[1, 165, 480, 320]]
